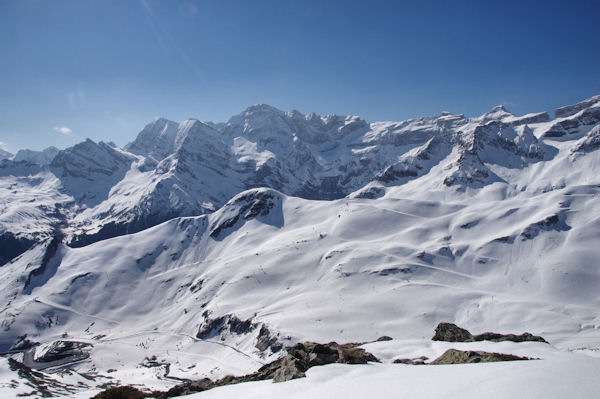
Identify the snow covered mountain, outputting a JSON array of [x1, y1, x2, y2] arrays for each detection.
[[0, 149, 12, 161], [13, 146, 60, 165], [1, 95, 600, 397]]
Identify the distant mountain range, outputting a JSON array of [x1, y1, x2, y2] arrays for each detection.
[[2, 95, 598, 261]]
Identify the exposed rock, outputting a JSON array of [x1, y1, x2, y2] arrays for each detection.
[[272, 355, 308, 382], [255, 324, 283, 353], [376, 336, 393, 342], [209, 190, 280, 239], [430, 349, 532, 365], [91, 385, 148, 399], [159, 379, 214, 398], [432, 322, 474, 342], [510, 111, 550, 125], [432, 322, 548, 343], [9, 334, 38, 351], [520, 213, 570, 241], [33, 340, 92, 363], [352, 185, 386, 199], [473, 332, 547, 344], [196, 312, 283, 354], [158, 341, 379, 397], [555, 95, 600, 119], [572, 124, 600, 154], [544, 106, 600, 137], [196, 313, 255, 340], [393, 356, 428, 365], [7, 358, 84, 397]]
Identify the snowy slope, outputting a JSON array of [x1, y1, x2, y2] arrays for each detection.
[[0, 95, 599, 396]]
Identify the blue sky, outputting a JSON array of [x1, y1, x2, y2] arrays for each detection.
[[1, 0, 599, 152]]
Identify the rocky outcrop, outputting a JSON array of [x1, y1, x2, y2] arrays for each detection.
[[430, 349, 532, 364], [432, 322, 547, 343], [208, 189, 282, 240], [32, 340, 91, 363], [195, 312, 283, 354], [91, 385, 148, 399], [544, 105, 600, 137], [432, 322, 474, 342], [158, 341, 379, 398], [472, 331, 548, 343], [520, 213, 570, 241], [393, 356, 429, 365], [572, 124, 600, 154]]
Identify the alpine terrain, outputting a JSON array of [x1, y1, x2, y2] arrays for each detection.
[[1, 95, 600, 398]]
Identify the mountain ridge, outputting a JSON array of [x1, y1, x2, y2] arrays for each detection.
[[1, 95, 599, 260]]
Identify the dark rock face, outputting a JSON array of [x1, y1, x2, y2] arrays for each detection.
[[520, 213, 570, 241], [91, 385, 148, 399], [393, 356, 428, 365], [23, 235, 62, 294], [159, 379, 214, 398], [196, 312, 283, 354], [255, 325, 283, 353], [511, 112, 550, 125], [544, 106, 600, 138], [431, 349, 532, 365], [209, 190, 281, 239], [271, 355, 309, 383], [7, 358, 85, 397], [555, 95, 600, 119], [432, 322, 548, 344], [473, 332, 547, 343], [0, 232, 37, 266], [33, 340, 91, 363], [9, 335, 38, 351], [432, 322, 474, 342]]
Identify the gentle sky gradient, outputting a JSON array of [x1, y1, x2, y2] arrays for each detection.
[[1, 0, 599, 152]]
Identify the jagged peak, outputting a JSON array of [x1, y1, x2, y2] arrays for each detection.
[[151, 116, 175, 124], [490, 104, 509, 113], [482, 104, 514, 119], [242, 103, 284, 114], [555, 94, 600, 119]]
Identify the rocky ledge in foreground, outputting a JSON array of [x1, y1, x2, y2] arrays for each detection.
[[393, 349, 533, 366], [430, 349, 534, 364], [157, 341, 380, 398], [432, 322, 548, 343]]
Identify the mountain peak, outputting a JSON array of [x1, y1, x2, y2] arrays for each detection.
[[486, 104, 512, 115], [243, 104, 283, 114]]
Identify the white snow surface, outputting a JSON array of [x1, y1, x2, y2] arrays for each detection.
[[177, 341, 600, 399], [1, 95, 600, 397]]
